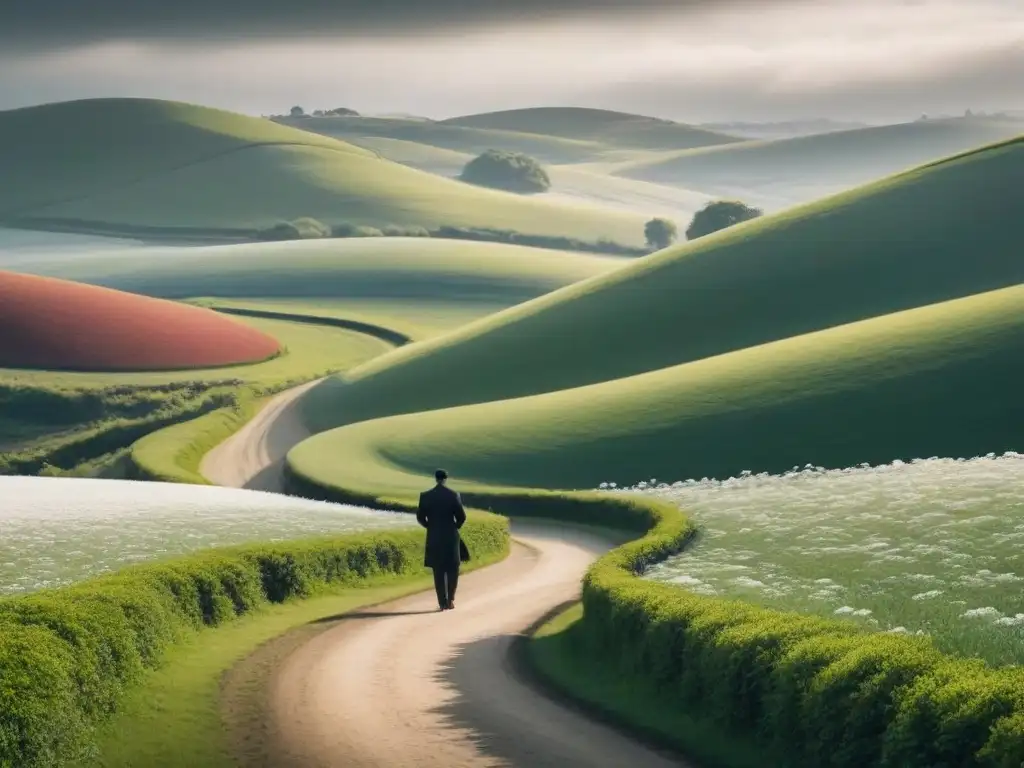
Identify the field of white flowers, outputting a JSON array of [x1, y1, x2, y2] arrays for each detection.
[[0, 477, 414, 595], [615, 453, 1024, 666]]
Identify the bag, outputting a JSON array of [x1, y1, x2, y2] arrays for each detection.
[[459, 539, 471, 563]]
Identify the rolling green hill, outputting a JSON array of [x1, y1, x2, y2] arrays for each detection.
[[0, 98, 353, 217], [441, 107, 742, 151], [20, 237, 623, 305], [289, 282, 1024, 498], [299, 136, 1024, 433], [612, 116, 1024, 208], [273, 114, 625, 165], [0, 98, 651, 244], [339, 136, 713, 220]]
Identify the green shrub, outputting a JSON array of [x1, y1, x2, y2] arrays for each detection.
[[685, 200, 763, 240], [0, 517, 509, 766], [459, 149, 551, 194]]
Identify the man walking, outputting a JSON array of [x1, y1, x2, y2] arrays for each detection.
[[416, 469, 467, 611]]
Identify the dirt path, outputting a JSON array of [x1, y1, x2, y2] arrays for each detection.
[[200, 378, 322, 490], [231, 523, 685, 768], [204, 379, 687, 766]]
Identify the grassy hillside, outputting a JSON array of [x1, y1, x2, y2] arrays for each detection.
[[441, 107, 741, 150], [300, 136, 1024, 432], [0, 98, 352, 217], [19, 238, 624, 305], [0, 99, 650, 243], [290, 282, 1024, 497], [190, 298, 511, 342], [341, 136, 713, 220], [273, 114, 635, 164], [612, 116, 1024, 208]]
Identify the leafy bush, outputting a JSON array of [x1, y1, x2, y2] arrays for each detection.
[[459, 150, 552, 194], [644, 218, 678, 250], [685, 200, 763, 240], [0, 516, 509, 766], [286, 461, 1024, 767]]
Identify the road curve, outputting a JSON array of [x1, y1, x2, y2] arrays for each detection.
[[200, 378, 322, 491], [204, 380, 688, 767], [240, 525, 685, 768]]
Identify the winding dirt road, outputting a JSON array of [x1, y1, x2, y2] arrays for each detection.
[[206, 379, 688, 767], [201, 378, 322, 491]]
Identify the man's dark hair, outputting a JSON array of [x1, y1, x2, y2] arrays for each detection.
[[435, 469, 448, 483]]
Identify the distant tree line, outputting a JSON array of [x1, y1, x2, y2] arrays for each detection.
[[254, 218, 647, 256], [255, 199, 764, 256], [283, 106, 360, 119]]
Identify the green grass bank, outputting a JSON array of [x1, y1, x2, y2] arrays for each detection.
[[0, 514, 510, 767], [284, 466, 1024, 768]]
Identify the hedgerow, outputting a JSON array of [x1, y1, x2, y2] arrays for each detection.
[[285, 463, 1024, 767], [576, 500, 1024, 768], [0, 514, 509, 766]]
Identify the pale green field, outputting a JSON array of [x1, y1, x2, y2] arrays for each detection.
[[610, 116, 1024, 209], [340, 135, 712, 222], [0, 316, 393, 390], [194, 298, 509, 341], [0, 98, 654, 245], [274, 114, 629, 164], [19, 237, 625, 306], [440, 106, 741, 151]]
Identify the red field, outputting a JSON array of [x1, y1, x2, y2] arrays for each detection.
[[0, 270, 282, 371]]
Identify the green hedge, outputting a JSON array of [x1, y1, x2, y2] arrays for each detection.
[[127, 388, 265, 484], [284, 463, 1024, 767], [0, 515, 509, 766]]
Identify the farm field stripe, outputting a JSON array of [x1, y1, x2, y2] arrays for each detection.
[[0, 270, 280, 371]]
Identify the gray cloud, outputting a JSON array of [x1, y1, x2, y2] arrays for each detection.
[[0, 0, 766, 49], [0, 0, 1019, 123]]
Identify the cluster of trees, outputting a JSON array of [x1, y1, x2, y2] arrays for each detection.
[[460, 150, 552, 194], [643, 200, 763, 251], [287, 106, 360, 118], [256, 200, 762, 255]]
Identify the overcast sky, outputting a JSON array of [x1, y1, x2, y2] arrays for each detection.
[[0, 0, 1020, 122]]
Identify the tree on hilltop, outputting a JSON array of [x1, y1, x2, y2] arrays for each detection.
[[459, 150, 551, 194], [685, 200, 763, 240], [290, 106, 305, 118], [644, 218, 678, 250]]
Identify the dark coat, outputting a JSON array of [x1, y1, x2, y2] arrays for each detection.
[[416, 484, 467, 569]]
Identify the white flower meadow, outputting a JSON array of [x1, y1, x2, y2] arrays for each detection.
[[0, 477, 414, 595], [606, 453, 1024, 665]]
